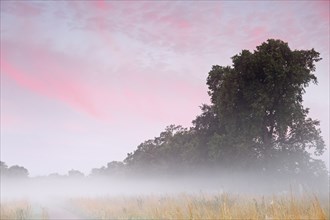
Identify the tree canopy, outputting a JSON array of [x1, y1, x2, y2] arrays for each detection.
[[204, 39, 325, 171], [122, 39, 327, 180]]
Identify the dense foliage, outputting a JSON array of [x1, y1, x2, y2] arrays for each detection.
[[120, 39, 327, 181]]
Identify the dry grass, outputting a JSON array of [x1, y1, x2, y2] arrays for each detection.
[[0, 200, 33, 219], [70, 193, 329, 220], [1, 193, 327, 219], [0, 200, 49, 220]]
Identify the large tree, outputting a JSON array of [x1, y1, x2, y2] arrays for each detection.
[[205, 39, 325, 173], [123, 39, 326, 181]]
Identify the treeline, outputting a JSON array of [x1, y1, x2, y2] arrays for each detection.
[[0, 161, 86, 178], [0, 161, 29, 178]]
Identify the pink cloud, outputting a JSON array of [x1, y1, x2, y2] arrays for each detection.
[[1, 59, 45, 94], [1, 1, 44, 17], [251, 27, 267, 37], [1, 58, 104, 119], [312, 1, 330, 22], [2, 1, 327, 128], [71, 2, 221, 54], [0, 31, 115, 121], [6, 1, 326, 58], [1, 34, 206, 127], [94, 0, 111, 11]]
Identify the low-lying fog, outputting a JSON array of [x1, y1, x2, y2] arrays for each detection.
[[2, 171, 329, 202], [2, 169, 329, 219]]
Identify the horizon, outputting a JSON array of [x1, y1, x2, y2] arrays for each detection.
[[1, 1, 329, 176]]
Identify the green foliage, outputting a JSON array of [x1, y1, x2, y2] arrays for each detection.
[[91, 161, 126, 176], [124, 125, 197, 172], [205, 39, 325, 172], [121, 39, 326, 180]]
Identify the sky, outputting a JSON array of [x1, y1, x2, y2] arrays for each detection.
[[1, 1, 329, 176]]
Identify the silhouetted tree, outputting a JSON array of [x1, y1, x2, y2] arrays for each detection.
[[7, 165, 29, 178], [205, 39, 325, 174], [68, 169, 84, 177]]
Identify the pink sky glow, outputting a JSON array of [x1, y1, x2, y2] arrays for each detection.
[[1, 1, 329, 176]]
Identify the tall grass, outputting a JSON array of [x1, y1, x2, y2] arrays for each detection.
[[0, 200, 49, 220], [1, 192, 328, 219], [0, 200, 32, 220], [70, 192, 329, 220]]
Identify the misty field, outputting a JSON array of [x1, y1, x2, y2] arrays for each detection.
[[0, 199, 48, 220], [1, 192, 328, 220], [68, 193, 328, 220]]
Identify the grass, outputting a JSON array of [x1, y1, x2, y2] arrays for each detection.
[[0, 200, 49, 220], [1, 192, 328, 219], [0, 200, 32, 219], [70, 192, 329, 220]]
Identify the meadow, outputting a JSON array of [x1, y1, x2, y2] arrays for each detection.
[[68, 193, 328, 220], [0, 199, 48, 220], [1, 191, 329, 219]]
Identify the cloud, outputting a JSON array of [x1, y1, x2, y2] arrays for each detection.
[[1, 33, 206, 127], [2, 1, 327, 124], [93, 0, 112, 11], [1, 56, 105, 119], [0, 1, 44, 17]]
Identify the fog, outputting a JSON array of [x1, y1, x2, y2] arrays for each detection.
[[1, 168, 328, 219], [2, 171, 328, 200]]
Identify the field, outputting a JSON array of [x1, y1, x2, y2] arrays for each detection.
[[2, 192, 327, 219], [69, 193, 329, 219], [0, 199, 47, 219]]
